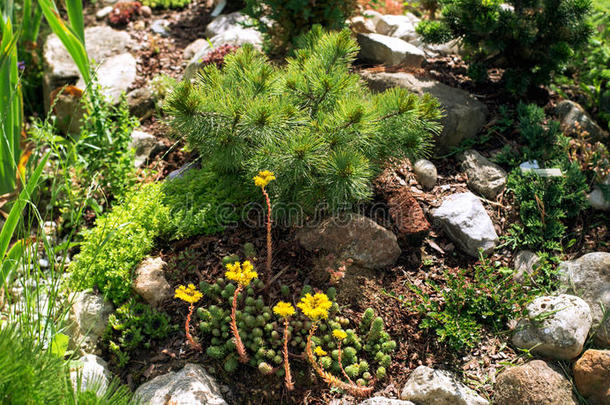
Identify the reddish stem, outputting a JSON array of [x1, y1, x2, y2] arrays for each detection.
[[262, 186, 272, 295], [185, 304, 202, 352], [283, 318, 295, 391], [231, 286, 249, 363], [337, 341, 355, 385]]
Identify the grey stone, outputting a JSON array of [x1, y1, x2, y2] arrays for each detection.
[[413, 159, 437, 190], [183, 38, 209, 60], [81, 52, 136, 104], [357, 33, 425, 67], [588, 177, 610, 211], [494, 360, 578, 405], [349, 16, 376, 34], [359, 398, 415, 405], [513, 250, 541, 284], [400, 366, 489, 405], [360, 72, 488, 152], [134, 363, 227, 405], [558, 252, 610, 346], [296, 213, 401, 269], [204, 11, 250, 37], [70, 354, 112, 395], [151, 19, 170, 37], [376, 14, 420, 36], [459, 150, 507, 199], [127, 86, 155, 118], [43, 26, 133, 111], [129, 130, 163, 168], [132, 256, 172, 307], [96, 6, 113, 20], [431, 192, 498, 257], [512, 294, 592, 360], [140, 5, 152, 17], [556, 100, 608, 142], [67, 291, 114, 355]]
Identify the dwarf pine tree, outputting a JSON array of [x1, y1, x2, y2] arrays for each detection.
[[167, 28, 442, 214]]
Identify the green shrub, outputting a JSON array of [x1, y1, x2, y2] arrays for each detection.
[[244, 0, 358, 55], [417, 0, 592, 95], [167, 28, 442, 214], [104, 299, 174, 367]]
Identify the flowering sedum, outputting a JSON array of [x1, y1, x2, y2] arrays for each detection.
[[333, 329, 347, 340], [175, 284, 203, 304], [298, 293, 332, 321], [314, 346, 327, 356], [273, 301, 296, 318], [225, 260, 258, 287], [253, 170, 276, 188]]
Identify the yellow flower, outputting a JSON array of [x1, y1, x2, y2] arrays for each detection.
[[174, 284, 203, 304], [332, 329, 347, 341], [314, 346, 327, 356], [273, 301, 296, 318], [297, 293, 332, 321], [253, 170, 276, 188], [225, 260, 258, 287]]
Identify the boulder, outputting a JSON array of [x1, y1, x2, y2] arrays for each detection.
[[126, 86, 155, 118], [400, 366, 489, 405], [357, 33, 425, 67], [89, 52, 137, 104], [558, 252, 610, 346], [360, 72, 488, 152], [43, 26, 133, 111], [359, 398, 415, 405], [70, 354, 112, 395], [459, 150, 507, 200], [573, 349, 610, 405], [376, 14, 420, 37], [132, 256, 172, 307], [588, 177, 610, 211], [494, 360, 578, 405], [296, 213, 401, 269], [348, 16, 376, 34], [129, 130, 163, 168], [512, 294, 592, 360], [183, 38, 209, 60], [67, 291, 114, 355], [555, 100, 608, 142], [204, 11, 250, 37], [512, 250, 540, 284], [134, 363, 227, 405], [430, 192, 498, 257], [413, 159, 437, 190]]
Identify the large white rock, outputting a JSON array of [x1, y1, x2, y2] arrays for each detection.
[[132, 256, 172, 306], [70, 354, 112, 395], [459, 150, 507, 200], [558, 252, 610, 346], [431, 192, 498, 257], [134, 363, 227, 405], [357, 33, 425, 67], [204, 11, 250, 37], [400, 366, 489, 405], [67, 291, 114, 355], [376, 14, 420, 36], [512, 294, 592, 360], [360, 71, 488, 152], [82, 52, 137, 104]]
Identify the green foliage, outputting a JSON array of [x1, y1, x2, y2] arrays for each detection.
[[142, 0, 192, 9], [167, 29, 441, 214], [409, 258, 530, 352], [417, 0, 592, 95], [104, 299, 174, 367], [243, 0, 358, 55], [196, 272, 395, 384]]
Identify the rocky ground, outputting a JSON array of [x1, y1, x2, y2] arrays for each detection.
[[33, 1, 610, 404]]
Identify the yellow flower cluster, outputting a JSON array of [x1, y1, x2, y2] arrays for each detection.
[[225, 260, 258, 287], [314, 346, 327, 356], [174, 284, 203, 304], [332, 329, 347, 340], [298, 293, 332, 321], [273, 301, 296, 318], [253, 170, 276, 188]]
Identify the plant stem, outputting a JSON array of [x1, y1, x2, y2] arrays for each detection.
[[231, 286, 249, 363], [262, 186, 272, 296], [337, 341, 355, 385], [283, 318, 294, 391], [186, 303, 202, 352]]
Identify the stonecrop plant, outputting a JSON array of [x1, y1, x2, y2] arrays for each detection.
[[167, 28, 442, 216]]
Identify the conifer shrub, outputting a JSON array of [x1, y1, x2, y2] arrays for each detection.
[[244, 0, 358, 55], [167, 28, 442, 215], [417, 0, 592, 95]]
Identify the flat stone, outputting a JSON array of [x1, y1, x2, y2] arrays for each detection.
[[132, 256, 172, 307], [556, 100, 608, 142], [512, 294, 592, 360], [513, 250, 540, 284], [400, 366, 489, 405], [558, 252, 610, 346], [134, 363, 227, 405], [573, 349, 610, 405], [204, 11, 250, 37], [296, 213, 401, 269], [360, 72, 488, 152], [494, 360, 578, 405], [357, 33, 425, 67], [413, 159, 437, 190], [431, 192, 498, 257], [459, 150, 507, 199], [359, 397, 415, 405]]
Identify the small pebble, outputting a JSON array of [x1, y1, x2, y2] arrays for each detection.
[[96, 6, 113, 20], [413, 159, 437, 190], [140, 5, 152, 17]]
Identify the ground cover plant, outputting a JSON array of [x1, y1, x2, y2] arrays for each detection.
[[167, 28, 442, 216]]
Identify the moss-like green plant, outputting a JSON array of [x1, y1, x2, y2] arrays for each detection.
[[142, 0, 191, 8]]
